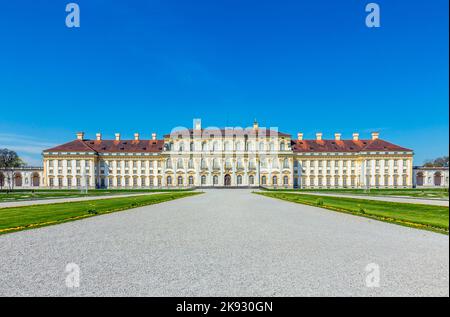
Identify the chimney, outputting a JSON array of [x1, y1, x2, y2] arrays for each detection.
[[76, 132, 84, 140], [115, 133, 121, 141], [371, 132, 379, 140], [253, 119, 259, 130], [353, 133, 359, 141], [193, 118, 202, 131], [152, 133, 157, 140], [316, 132, 323, 141], [297, 132, 303, 141], [134, 133, 140, 141], [96, 133, 102, 141], [334, 133, 341, 141]]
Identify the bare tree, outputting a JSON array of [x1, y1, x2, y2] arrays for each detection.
[[0, 149, 25, 192], [423, 156, 449, 168]]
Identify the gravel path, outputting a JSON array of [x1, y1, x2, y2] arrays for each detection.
[[0, 189, 448, 296], [267, 191, 449, 206]]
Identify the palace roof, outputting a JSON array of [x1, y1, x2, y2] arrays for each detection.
[[44, 137, 412, 154], [44, 139, 165, 153], [291, 138, 412, 153]]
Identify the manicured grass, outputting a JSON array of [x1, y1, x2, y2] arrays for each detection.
[[261, 187, 449, 199], [0, 192, 201, 235], [256, 192, 449, 234], [0, 188, 194, 202]]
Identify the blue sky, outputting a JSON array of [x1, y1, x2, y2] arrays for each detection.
[[0, 0, 448, 166]]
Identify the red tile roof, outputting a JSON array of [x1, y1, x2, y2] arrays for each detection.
[[44, 137, 412, 154], [44, 139, 164, 153], [291, 138, 412, 153]]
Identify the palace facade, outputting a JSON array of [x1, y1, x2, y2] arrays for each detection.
[[41, 120, 414, 189]]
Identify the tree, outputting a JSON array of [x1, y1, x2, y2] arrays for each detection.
[[423, 156, 449, 168], [0, 149, 25, 191]]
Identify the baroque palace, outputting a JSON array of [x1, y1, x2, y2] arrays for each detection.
[[39, 120, 414, 189]]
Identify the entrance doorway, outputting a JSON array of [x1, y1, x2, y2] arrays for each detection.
[[224, 174, 231, 186]]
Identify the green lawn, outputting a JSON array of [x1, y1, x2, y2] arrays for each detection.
[[0, 192, 200, 235], [256, 192, 449, 234], [0, 188, 194, 202], [261, 187, 449, 199]]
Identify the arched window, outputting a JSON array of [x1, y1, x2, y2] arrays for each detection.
[[434, 172, 442, 186], [261, 175, 267, 185], [248, 160, 256, 170], [166, 159, 172, 169], [224, 141, 231, 151], [237, 175, 242, 185], [283, 158, 289, 168], [249, 175, 254, 185], [177, 158, 184, 169], [416, 172, 424, 186], [272, 159, 279, 169], [213, 175, 218, 185], [283, 175, 289, 185], [188, 159, 194, 169], [280, 142, 285, 151], [177, 176, 183, 186], [259, 142, 265, 151], [167, 176, 172, 185], [200, 158, 207, 169], [178, 142, 184, 152], [269, 142, 275, 151], [0, 173, 5, 188], [188, 176, 194, 185], [14, 173, 22, 187], [201, 175, 206, 185], [213, 158, 220, 169], [225, 159, 232, 169], [260, 159, 267, 168], [213, 141, 219, 152], [272, 176, 278, 186], [202, 142, 208, 152], [236, 142, 243, 151], [237, 159, 244, 170]]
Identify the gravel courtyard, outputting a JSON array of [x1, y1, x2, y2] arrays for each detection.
[[0, 189, 448, 296]]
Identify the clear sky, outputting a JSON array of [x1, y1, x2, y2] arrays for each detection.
[[0, 0, 448, 166]]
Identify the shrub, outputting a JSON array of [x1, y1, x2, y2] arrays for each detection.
[[87, 209, 98, 215], [316, 198, 324, 206], [357, 204, 365, 214]]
